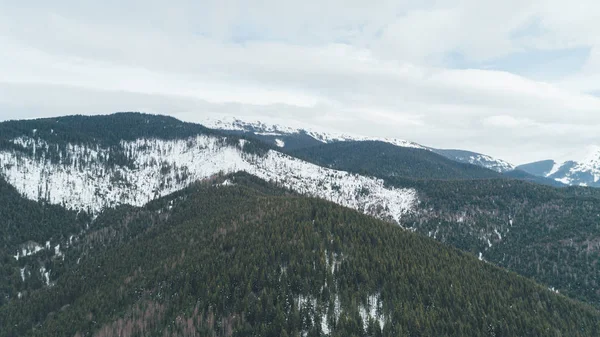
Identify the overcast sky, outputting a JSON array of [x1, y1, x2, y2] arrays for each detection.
[[2, 1, 600, 164]]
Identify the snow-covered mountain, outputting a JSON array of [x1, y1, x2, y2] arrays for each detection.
[[201, 116, 427, 150], [517, 146, 600, 187], [202, 116, 517, 174], [432, 149, 515, 173], [0, 134, 417, 223]]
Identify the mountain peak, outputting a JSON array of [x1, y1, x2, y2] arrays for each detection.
[[518, 145, 600, 187]]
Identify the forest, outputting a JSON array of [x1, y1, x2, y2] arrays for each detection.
[[1, 173, 599, 337]]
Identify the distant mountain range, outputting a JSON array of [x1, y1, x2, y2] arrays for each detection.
[[201, 116, 570, 187], [518, 147, 600, 187], [201, 117, 516, 169], [431, 149, 515, 173]]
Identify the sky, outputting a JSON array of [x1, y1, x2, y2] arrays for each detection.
[[2, 1, 600, 164]]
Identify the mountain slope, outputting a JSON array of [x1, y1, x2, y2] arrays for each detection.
[[516, 159, 557, 177], [0, 176, 89, 306], [0, 113, 416, 222], [399, 178, 600, 307], [202, 116, 519, 175], [284, 141, 600, 308], [201, 116, 426, 151], [432, 149, 515, 173], [518, 147, 600, 187], [2, 173, 599, 337], [4, 112, 600, 312], [503, 169, 567, 187], [290, 141, 502, 181]]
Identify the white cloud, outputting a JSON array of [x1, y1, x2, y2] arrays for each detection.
[[1, 0, 600, 165]]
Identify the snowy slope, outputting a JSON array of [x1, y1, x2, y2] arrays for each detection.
[[201, 116, 426, 150], [0, 135, 418, 222], [517, 146, 600, 187], [432, 149, 515, 173]]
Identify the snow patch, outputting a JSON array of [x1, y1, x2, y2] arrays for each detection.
[[40, 267, 51, 286], [275, 139, 285, 148], [546, 161, 563, 177], [13, 242, 44, 261], [1, 135, 418, 223], [358, 294, 386, 330]]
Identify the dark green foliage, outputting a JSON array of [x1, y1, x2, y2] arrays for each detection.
[[0, 112, 213, 147], [398, 178, 600, 308], [0, 112, 271, 159], [289, 140, 600, 308], [290, 141, 502, 181], [1, 174, 599, 337], [0, 177, 89, 306], [503, 169, 566, 187]]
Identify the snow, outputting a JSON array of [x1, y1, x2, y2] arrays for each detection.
[[220, 179, 234, 186], [466, 154, 515, 172], [40, 267, 51, 286], [358, 294, 386, 331], [542, 146, 600, 186], [574, 146, 600, 183], [0, 135, 418, 223], [13, 242, 44, 260], [494, 229, 502, 240], [54, 244, 63, 258], [275, 139, 285, 148], [546, 161, 563, 177], [20, 267, 26, 282], [201, 115, 426, 150]]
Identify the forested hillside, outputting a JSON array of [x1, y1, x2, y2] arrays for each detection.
[[286, 142, 600, 309], [1, 173, 599, 337], [290, 141, 502, 181], [0, 177, 89, 307], [399, 178, 600, 308]]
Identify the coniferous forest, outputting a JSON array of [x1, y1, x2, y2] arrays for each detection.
[[1, 173, 600, 336]]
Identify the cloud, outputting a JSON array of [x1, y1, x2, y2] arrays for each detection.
[[1, 0, 600, 165], [483, 116, 533, 128]]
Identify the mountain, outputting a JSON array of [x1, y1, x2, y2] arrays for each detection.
[[3, 112, 600, 316], [517, 147, 600, 187], [0, 113, 416, 221], [432, 149, 515, 173], [200, 116, 426, 151], [2, 173, 599, 337], [399, 178, 600, 307], [203, 116, 520, 177], [290, 141, 502, 181], [276, 139, 600, 309], [0, 176, 89, 306], [516, 159, 557, 177]]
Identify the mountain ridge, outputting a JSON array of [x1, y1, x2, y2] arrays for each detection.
[[518, 146, 600, 187], [201, 115, 522, 177]]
